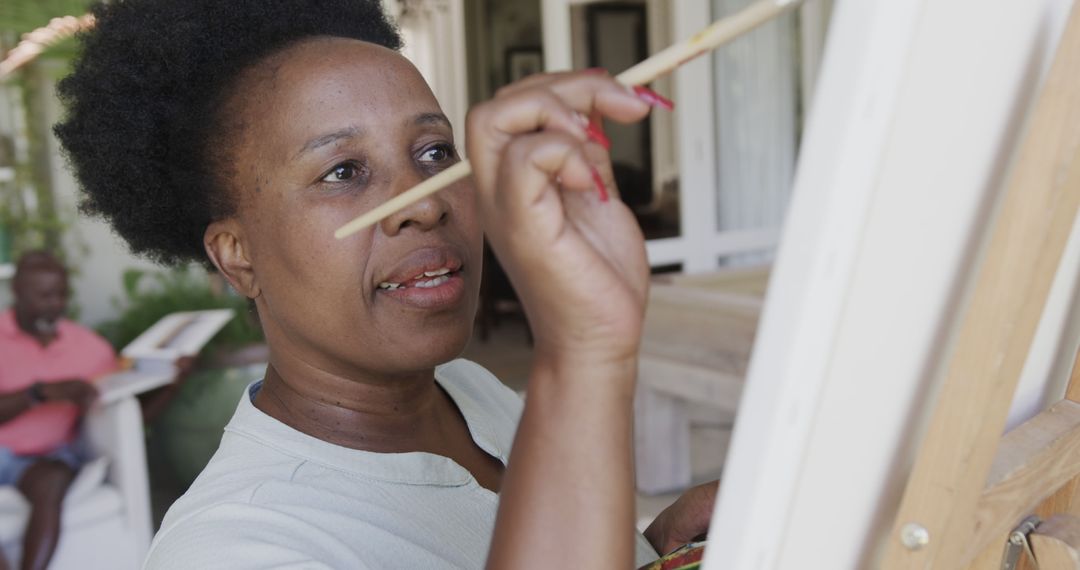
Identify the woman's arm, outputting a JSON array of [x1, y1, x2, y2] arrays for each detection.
[[490, 355, 639, 568], [467, 71, 657, 569]]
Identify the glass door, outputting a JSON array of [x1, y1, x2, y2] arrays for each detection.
[[543, 0, 832, 272]]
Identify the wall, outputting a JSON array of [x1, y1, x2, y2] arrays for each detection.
[[390, 0, 470, 151], [466, 0, 542, 103]]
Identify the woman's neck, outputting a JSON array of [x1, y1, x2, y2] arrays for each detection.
[[254, 357, 460, 454]]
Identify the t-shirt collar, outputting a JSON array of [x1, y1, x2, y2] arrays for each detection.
[[225, 365, 506, 488]]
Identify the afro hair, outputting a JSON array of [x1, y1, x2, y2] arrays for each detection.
[[55, 0, 403, 266]]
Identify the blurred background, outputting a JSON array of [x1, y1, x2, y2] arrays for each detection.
[[0, 0, 832, 566]]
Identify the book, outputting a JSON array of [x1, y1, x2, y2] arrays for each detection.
[[97, 309, 235, 404], [120, 309, 235, 372]]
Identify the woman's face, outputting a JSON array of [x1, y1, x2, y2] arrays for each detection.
[[217, 37, 482, 378]]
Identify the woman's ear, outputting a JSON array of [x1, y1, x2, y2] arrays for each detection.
[[204, 219, 260, 299]]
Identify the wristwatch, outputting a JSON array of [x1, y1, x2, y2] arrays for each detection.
[[27, 382, 47, 405]]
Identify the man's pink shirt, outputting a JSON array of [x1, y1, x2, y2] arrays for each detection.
[[0, 309, 116, 454]]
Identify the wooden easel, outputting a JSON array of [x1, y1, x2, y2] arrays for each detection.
[[879, 1, 1080, 568]]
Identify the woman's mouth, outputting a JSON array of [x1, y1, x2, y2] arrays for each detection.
[[377, 266, 455, 290], [375, 266, 466, 309]]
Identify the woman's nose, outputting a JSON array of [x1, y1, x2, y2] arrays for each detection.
[[378, 170, 451, 236]]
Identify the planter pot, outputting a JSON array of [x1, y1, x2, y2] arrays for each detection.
[[152, 352, 266, 488]]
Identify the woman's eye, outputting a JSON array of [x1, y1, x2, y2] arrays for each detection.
[[419, 144, 455, 164], [322, 163, 360, 183]]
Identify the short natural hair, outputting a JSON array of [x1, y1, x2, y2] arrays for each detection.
[[55, 0, 403, 266]]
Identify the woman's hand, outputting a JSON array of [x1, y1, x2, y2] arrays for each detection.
[[644, 481, 719, 556], [466, 72, 655, 367], [469, 72, 667, 570]]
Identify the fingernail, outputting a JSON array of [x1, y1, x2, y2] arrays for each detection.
[[585, 120, 611, 150], [590, 166, 609, 202], [632, 86, 674, 111], [584, 67, 607, 75]]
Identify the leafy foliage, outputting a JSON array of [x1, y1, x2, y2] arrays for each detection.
[[0, 0, 95, 36], [0, 61, 70, 264]]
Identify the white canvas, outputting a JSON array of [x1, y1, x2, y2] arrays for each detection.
[[703, 1, 1077, 568]]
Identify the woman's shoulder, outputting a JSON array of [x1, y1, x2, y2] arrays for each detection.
[[147, 447, 358, 569], [145, 499, 349, 569], [436, 359, 523, 413]]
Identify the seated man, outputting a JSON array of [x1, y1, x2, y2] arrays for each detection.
[[0, 251, 113, 570]]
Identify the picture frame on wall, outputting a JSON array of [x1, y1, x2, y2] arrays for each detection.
[[504, 47, 543, 84]]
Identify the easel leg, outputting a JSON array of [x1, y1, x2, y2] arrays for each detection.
[[967, 349, 1080, 570], [1031, 515, 1080, 570]]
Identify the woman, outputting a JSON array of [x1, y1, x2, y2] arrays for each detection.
[[55, 0, 715, 567]]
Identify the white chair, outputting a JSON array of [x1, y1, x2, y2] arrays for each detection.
[[0, 371, 173, 569]]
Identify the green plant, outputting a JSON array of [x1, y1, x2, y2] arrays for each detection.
[[2, 10, 96, 270], [1, 0, 97, 37], [96, 266, 264, 357], [0, 89, 63, 259], [0, 222, 11, 265]]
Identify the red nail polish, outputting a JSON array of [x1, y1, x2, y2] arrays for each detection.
[[585, 121, 611, 150], [632, 86, 675, 111], [590, 166, 609, 202]]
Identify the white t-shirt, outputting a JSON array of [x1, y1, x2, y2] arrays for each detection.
[[145, 359, 659, 569]]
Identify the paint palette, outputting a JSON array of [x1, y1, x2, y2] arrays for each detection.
[[637, 542, 706, 570]]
